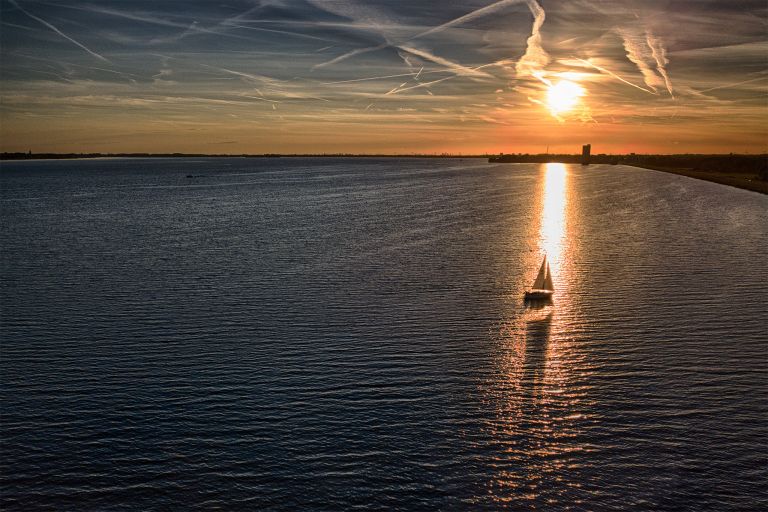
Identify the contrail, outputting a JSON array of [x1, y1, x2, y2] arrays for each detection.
[[9, 0, 109, 62], [315, 0, 526, 69], [415, 0, 526, 39], [9, 51, 140, 80], [385, 58, 515, 95], [201, 64, 282, 86], [617, 27, 664, 94], [572, 58, 656, 94], [645, 30, 673, 97], [78, 5, 254, 42], [385, 81, 410, 95], [386, 75, 457, 95], [398, 45, 493, 78], [28, 69, 76, 83], [318, 41, 489, 79], [394, 51, 432, 94], [323, 72, 418, 85], [225, 22, 334, 42], [240, 95, 281, 104], [314, 42, 389, 69], [698, 75, 768, 93], [515, 0, 549, 80]]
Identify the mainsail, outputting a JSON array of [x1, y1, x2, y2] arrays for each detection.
[[531, 256, 548, 290], [543, 261, 554, 291]]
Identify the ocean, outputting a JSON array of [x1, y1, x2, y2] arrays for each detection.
[[1, 157, 766, 510]]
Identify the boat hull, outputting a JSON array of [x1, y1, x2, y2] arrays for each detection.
[[524, 290, 553, 301]]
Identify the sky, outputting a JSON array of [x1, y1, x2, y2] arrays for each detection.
[[1, 0, 766, 154]]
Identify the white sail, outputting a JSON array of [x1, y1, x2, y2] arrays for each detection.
[[531, 256, 547, 290], [543, 262, 554, 291]]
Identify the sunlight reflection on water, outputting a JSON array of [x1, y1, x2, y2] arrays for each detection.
[[487, 163, 592, 507], [540, 163, 568, 282]]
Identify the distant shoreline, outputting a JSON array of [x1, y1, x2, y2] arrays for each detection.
[[489, 154, 766, 194], [2, 152, 765, 194], [627, 164, 768, 195], [2, 151, 766, 160], [0, 152, 486, 160]]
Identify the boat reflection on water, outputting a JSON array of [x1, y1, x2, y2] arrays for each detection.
[[521, 310, 553, 395]]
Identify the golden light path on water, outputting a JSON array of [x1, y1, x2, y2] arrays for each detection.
[[540, 163, 568, 276], [486, 163, 584, 505]]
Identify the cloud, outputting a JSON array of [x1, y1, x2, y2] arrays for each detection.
[[562, 58, 656, 94], [412, 0, 526, 40], [697, 74, 768, 93], [313, 0, 526, 71], [383, 58, 514, 96], [515, 0, 549, 80], [8, 0, 109, 62], [646, 30, 673, 97], [201, 64, 283, 87], [397, 45, 493, 78], [68, 4, 256, 44], [322, 72, 418, 85], [616, 26, 673, 97]]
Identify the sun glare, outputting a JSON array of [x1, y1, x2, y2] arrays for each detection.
[[546, 80, 585, 117]]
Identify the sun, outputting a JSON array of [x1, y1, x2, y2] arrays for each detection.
[[546, 80, 585, 117]]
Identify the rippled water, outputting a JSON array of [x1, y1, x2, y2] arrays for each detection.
[[1, 158, 766, 510]]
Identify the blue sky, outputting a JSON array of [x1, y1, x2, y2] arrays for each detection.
[[1, 0, 766, 153]]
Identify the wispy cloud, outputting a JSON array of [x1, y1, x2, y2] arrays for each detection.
[[616, 26, 673, 97], [223, 22, 334, 42], [322, 72, 418, 85], [515, 0, 549, 80], [9, 0, 109, 62], [697, 74, 768, 93], [201, 64, 283, 87], [397, 45, 493, 78], [645, 30, 673, 97], [66, 4, 254, 44], [413, 0, 526, 40], [239, 94, 281, 104], [384, 58, 514, 96], [314, 42, 389, 69], [314, 0, 526, 71], [564, 58, 656, 94]]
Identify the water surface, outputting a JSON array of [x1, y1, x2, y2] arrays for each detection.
[[1, 158, 766, 510]]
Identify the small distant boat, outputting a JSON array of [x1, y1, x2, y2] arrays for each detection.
[[524, 255, 554, 300]]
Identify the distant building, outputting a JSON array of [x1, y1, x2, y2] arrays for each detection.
[[581, 144, 591, 165]]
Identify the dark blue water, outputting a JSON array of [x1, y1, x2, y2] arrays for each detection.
[[1, 158, 766, 510]]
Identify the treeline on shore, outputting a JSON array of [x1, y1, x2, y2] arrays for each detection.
[[618, 153, 767, 176], [490, 152, 767, 192], [0, 152, 285, 160], [490, 152, 765, 171]]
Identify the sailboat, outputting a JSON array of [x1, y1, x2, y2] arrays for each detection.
[[524, 255, 554, 300]]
